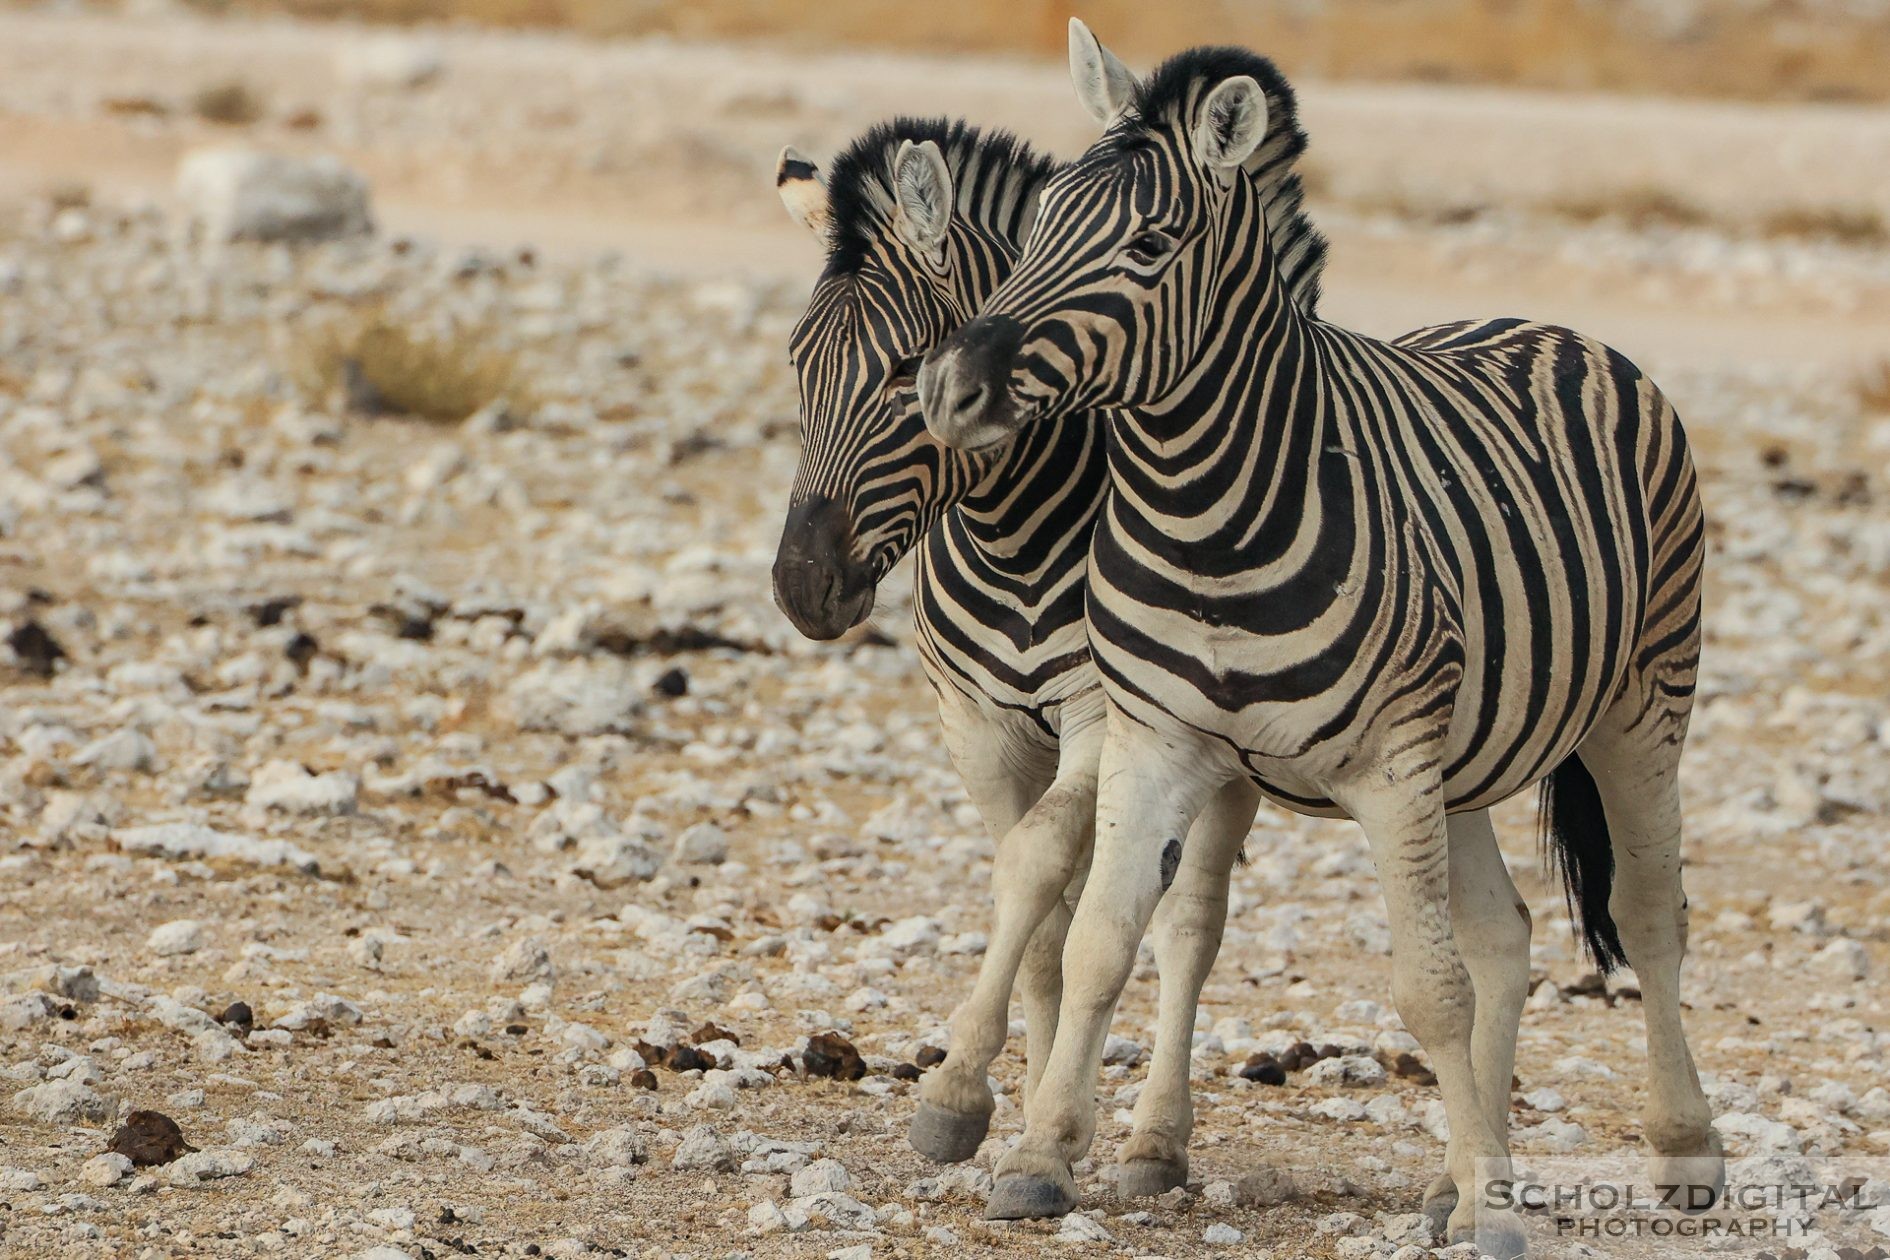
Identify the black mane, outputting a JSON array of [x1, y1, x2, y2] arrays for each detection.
[[821, 117, 1057, 276], [1127, 46, 1329, 315]]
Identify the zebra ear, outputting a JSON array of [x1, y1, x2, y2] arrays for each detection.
[[892, 139, 953, 260], [1068, 18, 1135, 126], [1192, 75, 1269, 177], [777, 146, 831, 237]]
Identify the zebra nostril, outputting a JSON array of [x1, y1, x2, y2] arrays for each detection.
[[956, 385, 986, 416]]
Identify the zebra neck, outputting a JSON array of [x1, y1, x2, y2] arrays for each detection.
[[1127, 241, 1340, 547], [950, 413, 1106, 570]]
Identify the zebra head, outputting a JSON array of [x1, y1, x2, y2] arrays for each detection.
[[921, 24, 1325, 451], [772, 121, 1054, 639]]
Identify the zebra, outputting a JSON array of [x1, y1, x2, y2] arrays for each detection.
[[919, 22, 1721, 1251], [770, 116, 1272, 1194]]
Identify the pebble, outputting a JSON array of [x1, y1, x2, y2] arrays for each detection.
[[78, 1153, 133, 1187], [1057, 1212, 1113, 1243], [1203, 1222, 1245, 1245], [146, 919, 205, 956], [673, 822, 730, 864]]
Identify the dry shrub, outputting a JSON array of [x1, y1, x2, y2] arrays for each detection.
[[102, 95, 171, 119], [1855, 361, 1890, 416], [1757, 206, 1889, 247], [1548, 187, 1710, 231], [47, 182, 91, 212], [290, 307, 523, 424], [191, 81, 266, 126]]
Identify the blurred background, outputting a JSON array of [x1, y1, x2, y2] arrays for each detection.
[[1, 2, 1887, 1256]]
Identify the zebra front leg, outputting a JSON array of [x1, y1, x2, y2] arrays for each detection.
[[1579, 718, 1722, 1211], [985, 720, 1229, 1220], [1341, 768, 1525, 1260], [911, 726, 1100, 1163], [1117, 779, 1260, 1197], [1421, 808, 1530, 1238]]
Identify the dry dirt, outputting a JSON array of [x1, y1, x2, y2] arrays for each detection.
[[0, 11, 1888, 1260]]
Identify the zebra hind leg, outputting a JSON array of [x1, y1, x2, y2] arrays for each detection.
[[1577, 711, 1723, 1212], [1116, 779, 1260, 1197], [1342, 768, 1525, 1260], [1421, 808, 1531, 1239]]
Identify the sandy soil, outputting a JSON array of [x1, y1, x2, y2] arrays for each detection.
[[0, 11, 1887, 1260]]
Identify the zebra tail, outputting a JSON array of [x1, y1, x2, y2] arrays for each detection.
[[1537, 754, 1629, 975]]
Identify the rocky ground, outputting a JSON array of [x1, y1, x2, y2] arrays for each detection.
[[2, 11, 1890, 1260]]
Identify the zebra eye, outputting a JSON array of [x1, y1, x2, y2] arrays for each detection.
[[885, 354, 925, 391], [1124, 229, 1175, 265]]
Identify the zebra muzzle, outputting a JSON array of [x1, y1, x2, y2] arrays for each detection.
[[919, 314, 1027, 451], [772, 496, 877, 640]]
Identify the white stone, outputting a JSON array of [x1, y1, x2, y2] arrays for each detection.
[[79, 1153, 132, 1187], [246, 760, 359, 815], [1057, 1212, 1113, 1243], [1203, 1222, 1245, 1245], [116, 823, 318, 873], [165, 1148, 255, 1185], [673, 822, 729, 865], [176, 148, 373, 244], [1304, 1055, 1386, 1087], [147, 919, 204, 956], [790, 1158, 852, 1196], [490, 937, 555, 986], [74, 729, 157, 772], [1815, 937, 1870, 980], [12, 1078, 115, 1124], [336, 35, 445, 90]]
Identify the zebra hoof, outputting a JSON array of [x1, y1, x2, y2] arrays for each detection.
[[1116, 1156, 1188, 1198], [1420, 1175, 1458, 1240], [1451, 1208, 1528, 1260], [1649, 1139, 1726, 1214], [985, 1172, 1077, 1220], [908, 1102, 990, 1165]]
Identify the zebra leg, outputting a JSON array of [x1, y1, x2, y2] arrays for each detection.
[[1015, 871, 1078, 1108], [1577, 715, 1723, 1212], [1421, 808, 1530, 1238], [911, 716, 1100, 1164], [986, 719, 1229, 1221], [1341, 769, 1525, 1260], [1117, 778, 1259, 1197]]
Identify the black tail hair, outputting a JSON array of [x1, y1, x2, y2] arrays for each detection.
[[1538, 754, 1628, 974]]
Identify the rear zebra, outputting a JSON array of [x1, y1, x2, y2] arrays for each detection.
[[769, 116, 1274, 1192], [920, 23, 1720, 1250]]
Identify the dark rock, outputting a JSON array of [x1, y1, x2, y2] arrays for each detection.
[[891, 1063, 921, 1082], [802, 1031, 865, 1081], [216, 1001, 254, 1031], [914, 1045, 946, 1070], [690, 1022, 738, 1046], [108, 1111, 195, 1166], [629, 1069, 658, 1090], [248, 597, 300, 627], [667, 1044, 712, 1073], [1383, 1051, 1436, 1086], [651, 667, 689, 698], [7, 620, 67, 678], [1238, 1053, 1287, 1085]]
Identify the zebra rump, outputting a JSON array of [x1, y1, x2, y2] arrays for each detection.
[[1538, 755, 1629, 974]]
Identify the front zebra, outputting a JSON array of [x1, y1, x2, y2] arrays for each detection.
[[768, 116, 1266, 1192], [921, 27, 1720, 1252]]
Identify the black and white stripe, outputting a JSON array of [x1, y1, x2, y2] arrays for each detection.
[[771, 112, 1326, 1189], [920, 35, 1720, 1242]]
